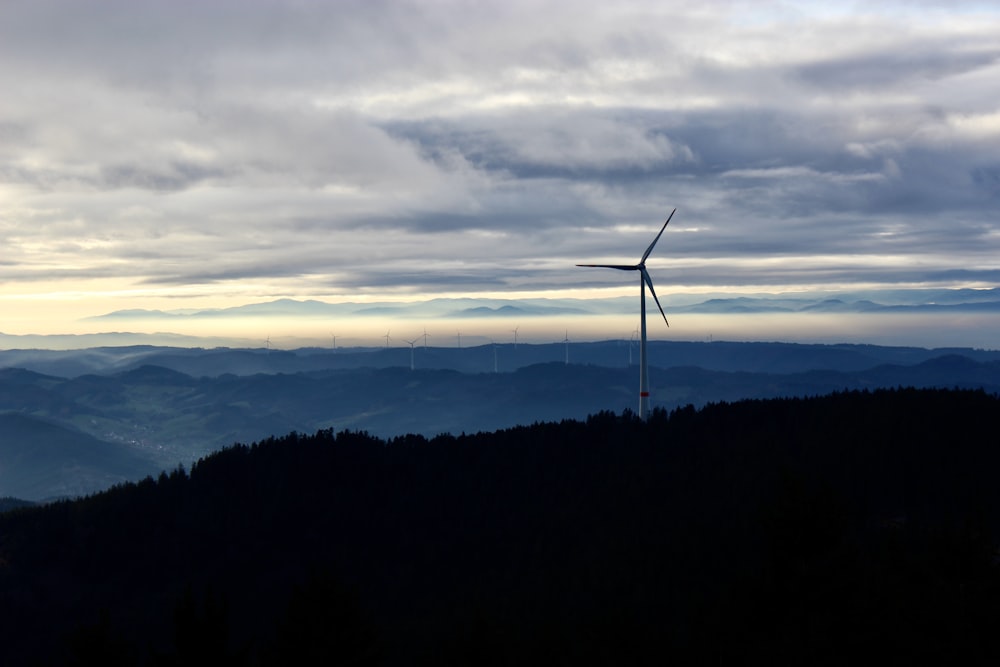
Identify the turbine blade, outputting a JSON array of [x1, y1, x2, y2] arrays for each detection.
[[640, 208, 676, 264], [576, 264, 639, 270], [642, 268, 669, 327]]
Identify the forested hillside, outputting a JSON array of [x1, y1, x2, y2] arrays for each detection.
[[1, 388, 999, 665]]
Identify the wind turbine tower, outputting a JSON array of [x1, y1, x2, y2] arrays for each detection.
[[563, 330, 570, 365], [404, 338, 418, 371], [578, 208, 675, 419], [383, 331, 391, 349]]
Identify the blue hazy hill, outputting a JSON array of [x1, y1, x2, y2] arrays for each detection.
[[0, 412, 158, 500], [2, 342, 1000, 500]]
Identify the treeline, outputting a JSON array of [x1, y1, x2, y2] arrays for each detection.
[[0, 497, 35, 513], [1, 388, 1000, 665]]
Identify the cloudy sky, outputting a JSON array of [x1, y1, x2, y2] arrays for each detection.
[[2, 1, 999, 345]]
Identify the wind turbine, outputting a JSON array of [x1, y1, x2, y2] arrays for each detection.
[[456, 331, 462, 348], [422, 328, 430, 349], [330, 333, 337, 352], [404, 338, 418, 371], [383, 330, 391, 349], [512, 325, 519, 350], [578, 208, 675, 419], [563, 330, 570, 365]]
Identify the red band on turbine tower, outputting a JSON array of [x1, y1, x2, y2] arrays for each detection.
[[640, 391, 650, 397]]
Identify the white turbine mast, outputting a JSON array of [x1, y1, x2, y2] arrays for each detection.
[[512, 325, 519, 350], [404, 338, 418, 371], [578, 208, 675, 419], [330, 333, 337, 352], [422, 328, 430, 349], [563, 330, 570, 365]]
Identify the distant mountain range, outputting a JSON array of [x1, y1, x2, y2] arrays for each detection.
[[3, 340, 1000, 500], [4, 339, 1000, 378], [85, 297, 601, 321], [82, 288, 1000, 321], [675, 295, 1000, 314], [0, 289, 994, 351]]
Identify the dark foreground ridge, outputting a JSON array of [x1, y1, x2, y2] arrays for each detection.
[[2, 388, 1000, 665]]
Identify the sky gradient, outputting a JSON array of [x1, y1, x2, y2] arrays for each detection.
[[2, 1, 999, 347]]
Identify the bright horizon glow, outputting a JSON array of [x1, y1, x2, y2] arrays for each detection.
[[2, 2, 998, 349], [4, 313, 999, 352], [4, 291, 1000, 351]]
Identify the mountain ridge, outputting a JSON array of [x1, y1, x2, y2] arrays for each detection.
[[84, 288, 1000, 321]]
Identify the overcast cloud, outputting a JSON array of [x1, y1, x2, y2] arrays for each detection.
[[1, 0, 999, 338]]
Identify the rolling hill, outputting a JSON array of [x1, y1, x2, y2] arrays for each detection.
[[2, 342, 1000, 500], [0, 412, 158, 500]]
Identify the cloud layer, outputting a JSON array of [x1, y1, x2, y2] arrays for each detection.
[[1, 1, 998, 334]]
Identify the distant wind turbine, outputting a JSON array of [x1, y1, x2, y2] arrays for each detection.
[[404, 338, 418, 370], [422, 328, 430, 349], [330, 333, 337, 352], [383, 330, 391, 349], [512, 325, 519, 350], [578, 208, 675, 419], [456, 331, 461, 348], [563, 330, 570, 365]]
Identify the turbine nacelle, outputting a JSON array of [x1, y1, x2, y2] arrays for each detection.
[[576, 208, 674, 327]]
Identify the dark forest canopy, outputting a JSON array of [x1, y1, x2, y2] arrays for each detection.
[[2, 388, 1000, 665]]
